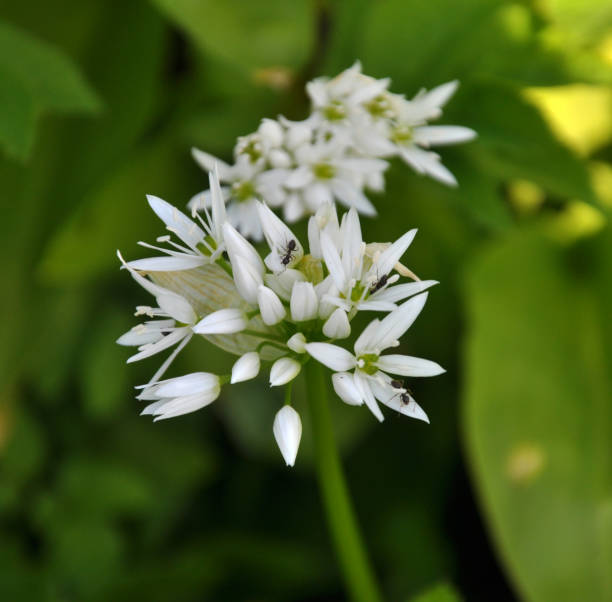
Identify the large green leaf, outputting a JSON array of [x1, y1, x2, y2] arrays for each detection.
[[0, 19, 100, 159], [150, 0, 313, 71], [460, 80, 598, 205], [463, 225, 612, 601], [359, 0, 608, 89]]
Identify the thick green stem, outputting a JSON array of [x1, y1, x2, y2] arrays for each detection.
[[305, 361, 383, 602]]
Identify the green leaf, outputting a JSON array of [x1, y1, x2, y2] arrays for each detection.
[[38, 137, 196, 283], [463, 225, 612, 601], [410, 582, 462, 602], [460, 80, 598, 205], [150, 0, 313, 71], [0, 19, 100, 159]]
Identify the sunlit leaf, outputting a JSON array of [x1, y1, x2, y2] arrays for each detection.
[[464, 225, 612, 602]]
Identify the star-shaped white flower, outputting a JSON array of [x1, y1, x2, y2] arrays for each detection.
[[305, 293, 444, 422]]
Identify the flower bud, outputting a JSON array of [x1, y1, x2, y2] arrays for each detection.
[[231, 352, 261, 384], [290, 282, 318, 321], [257, 285, 286, 325], [193, 309, 247, 334], [269, 357, 301, 387], [322, 308, 351, 339], [273, 405, 302, 466], [287, 333, 307, 354]]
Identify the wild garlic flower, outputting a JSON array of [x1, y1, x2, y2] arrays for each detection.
[[189, 61, 475, 239], [118, 171, 444, 466]]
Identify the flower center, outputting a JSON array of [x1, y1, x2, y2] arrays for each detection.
[[313, 163, 336, 180], [358, 353, 379, 375], [322, 100, 346, 121], [391, 124, 413, 145], [238, 139, 262, 163], [364, 94, 392, 118], [231, 180, 256, 202], [350, 282, 365, 302]]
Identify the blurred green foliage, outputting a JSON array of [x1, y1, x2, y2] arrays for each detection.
[[1, 0, 611, 600]]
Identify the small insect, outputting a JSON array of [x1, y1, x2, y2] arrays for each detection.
[[390, 379, 413, 408], [369, 273, 389, 294], [281, 239, 297, 266]]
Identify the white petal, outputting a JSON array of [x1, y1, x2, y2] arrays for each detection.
[[290, 282, 318, 321], [369, 378, 429, 423], [257, 285, 286, 325], [285, 165, 314, 189], [146, 195, 205, 250], [375, 354, 445, 377], [191, 147, 231, 177], [273, 406, 302, 466], [287, 333, 307, 354], [208, 164, 227, 242], [223, 222, 264, 276], [151, 389, 220, 421], [231, 352, 261, 384], [127, 255, 206, 271], [117, 325, 165, 347], [354, 318, 382, 356], [332, 372, 363, 406], [371, 280, 438, 303], [193, 308, 247, 334], [370, 293, 429, 352], [264, 269, 306, 301], [256, 202, 303, 261], [127, 326, 191, 364], [156, 293, 197, 325], [305, 343, 356, 372], [233, 258, 263, 305], [354, 371, 384, 422], [341, 208, 364, 283], [320, 231, 347, 291], [330, 179, 377, 216], [269, 357, 302, 386], [368, 229, 417, 279], [401, 147, 457, 187], [153, 373, 220, 398], [322, 308, 351, 339], [413, 125, 476, 147]]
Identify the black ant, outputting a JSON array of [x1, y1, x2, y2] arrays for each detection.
[[390, 378, 412, 408], [369, 272, 389, 294], [281, 239, 297, 266]]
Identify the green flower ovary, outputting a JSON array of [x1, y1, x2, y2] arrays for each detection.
[[313, 163, 336, 180], [358, 353, 379, 375], [231, 180, 256, 202], [323, 100, 347, 121], [364, 94, 393, 118], [239, 139, 262, 163], [391, 124, 413, 145]]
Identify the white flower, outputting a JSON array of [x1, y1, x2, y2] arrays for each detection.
[[192, 308, 247, 334], [323, 308, 351, 339], [287, 333, 307, 354], [305, 293, 444, 422], [256, 201, 304, 272], [138, 373, 221, 421], [270, 357, 302, 386], [290, 281, 319, 322], [231, 352, 261, 384], [318, 208, 438, 315], [116, 251, 197, 382], [223, 222, 264, 305], [257, 285, 286, 325], [273, 405, 302, 466]]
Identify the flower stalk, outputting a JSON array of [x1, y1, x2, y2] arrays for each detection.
[[305, 361, 382, 602]]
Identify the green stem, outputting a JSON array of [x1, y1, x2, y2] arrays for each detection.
[[304, 362, 383, 602]]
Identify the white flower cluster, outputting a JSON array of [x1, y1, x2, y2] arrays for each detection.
[[189, 62, 475, 240], [118, 170, 444, 466]]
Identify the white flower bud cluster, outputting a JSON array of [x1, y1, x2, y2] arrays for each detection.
[[189, 61, 476, 240], [118, 169, 445, 466]]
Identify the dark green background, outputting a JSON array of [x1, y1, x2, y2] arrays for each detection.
[[1, 1, 611, 600]]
